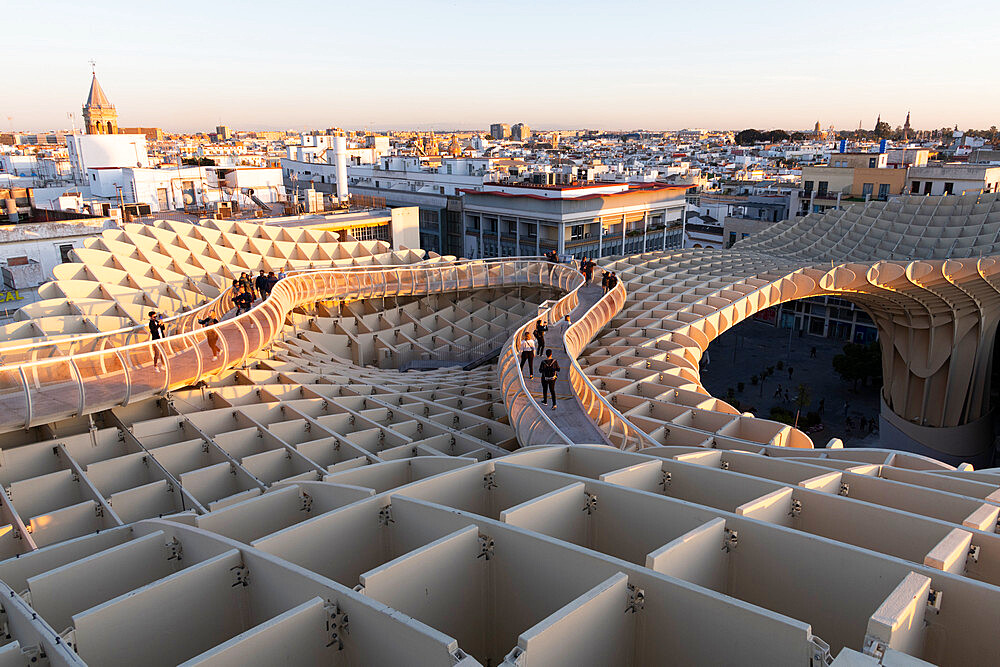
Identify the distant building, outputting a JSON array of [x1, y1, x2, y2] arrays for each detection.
[[120, 127, 164, 142], [489, 123, 511, 141], [907, 164, 1000, 196], [216, 125, 233, 141], [461, 182, 688, 258], [511, 123, 531, 142], [82, 72, 118, 135]]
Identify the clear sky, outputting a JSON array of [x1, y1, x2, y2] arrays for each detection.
[[6, 0, 999, 133]]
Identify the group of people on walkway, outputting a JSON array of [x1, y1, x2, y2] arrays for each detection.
[[147, 267, 289, 371], [518, 315, 571, 410], [600, 270, 619, 294], [579, 257, 596, 284], [233, 269, 285, 315]]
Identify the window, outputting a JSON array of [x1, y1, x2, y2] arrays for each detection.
[[877, 183, 890, 201], [59, 244, 75, 263], [924, 181, 932, 195], [862, 183, 874, 198], [817, 181, 828, 196], [803, 180, 814, 193], [571, 225, 585, 240], [869, 157, 878, 168], [911, 181, 920, 193], [728, 232, 737, 247], [943, 182, 954, 194]]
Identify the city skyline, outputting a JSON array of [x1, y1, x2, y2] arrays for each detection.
[[7, 0, 1000, 133]]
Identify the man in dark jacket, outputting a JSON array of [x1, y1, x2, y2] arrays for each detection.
[[539, 349, 560, 409], [265, 271, 278, 297], [533, 319, 548, 352], [234, 287, 254, 314], [254, 270, 268, 301]]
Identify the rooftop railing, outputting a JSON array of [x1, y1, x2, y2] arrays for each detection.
[[0, 253, 658, 454], [0, 258, 551, 432]]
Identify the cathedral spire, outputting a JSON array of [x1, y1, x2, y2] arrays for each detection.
[[82, 68, 118, 135]]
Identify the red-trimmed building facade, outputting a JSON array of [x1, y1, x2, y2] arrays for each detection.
[[460, 182, 690, 259]]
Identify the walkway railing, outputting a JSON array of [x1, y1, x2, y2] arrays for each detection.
[[497, 267, 583, 448], [0, 258, 557, 432], [563, 282, 660, 451], [0, 254, 655, 453]]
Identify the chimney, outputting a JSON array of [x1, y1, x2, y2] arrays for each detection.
[[333, 135, 349, 205]]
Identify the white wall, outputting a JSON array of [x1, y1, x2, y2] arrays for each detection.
[[68, 135, 149, 179]]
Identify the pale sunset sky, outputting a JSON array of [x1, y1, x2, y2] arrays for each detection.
[[5, 0, 999, 133]]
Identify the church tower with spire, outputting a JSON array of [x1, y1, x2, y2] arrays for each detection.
[[903, 111, 911, 141], [82, 68, 118, 135]]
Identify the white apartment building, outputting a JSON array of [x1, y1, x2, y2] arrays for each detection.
[[907, 164, 1000, 196]]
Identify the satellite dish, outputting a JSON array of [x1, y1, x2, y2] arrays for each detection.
[[183, 193, 194, 205]]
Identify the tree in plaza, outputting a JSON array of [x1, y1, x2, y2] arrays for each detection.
[[793, 383, 811, 428], [832, 341, 882, 391]]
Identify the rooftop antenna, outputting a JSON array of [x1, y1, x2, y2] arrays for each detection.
[[89, 59, 96, 74]]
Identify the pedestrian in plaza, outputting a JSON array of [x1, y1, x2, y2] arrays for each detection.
[[539, 349, 560, 410], [533, 319, 548, 352], [519, 332, 537, 378], [608, 272, 618, 291], [810, 346, 817, 358], [818, 398, 825, 415], [198, 311, 221, 360], [774, 384, 783, 399], [148, 310, 166, 371]]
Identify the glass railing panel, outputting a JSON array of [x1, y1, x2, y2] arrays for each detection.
[[74, 349, 128, 413], [0, 369, 29, 431]]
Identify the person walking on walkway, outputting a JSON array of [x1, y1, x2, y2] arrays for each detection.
[[518, 332, 537, 378], [533, 319, 548, 352], [583, 259, 594, 284], [254, 270, 268, 302], [607, 272, 618, 292], [198, 311, 221, 361], [539, 349, 560, 410], [239, 272, 255, 300], [148, 311, 166, 372], [234, 286, 254, 315], [264, 271, 278, 298], [601, 271, 610, 294]]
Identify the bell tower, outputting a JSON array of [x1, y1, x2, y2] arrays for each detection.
[[82, 64, 118, 135]]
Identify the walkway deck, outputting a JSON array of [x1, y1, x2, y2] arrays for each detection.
[[521, 279, 610, 445]]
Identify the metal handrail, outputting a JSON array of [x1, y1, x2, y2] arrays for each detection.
[[496, 264, 582, 448], [562, 281, 660, 451], [0, 259, 563, 432], [0, 255, 544, 365]]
